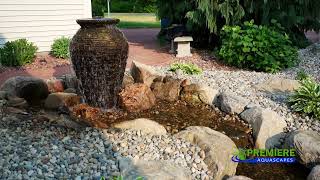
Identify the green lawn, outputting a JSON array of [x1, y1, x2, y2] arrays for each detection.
[[105, 13, 161, 29]]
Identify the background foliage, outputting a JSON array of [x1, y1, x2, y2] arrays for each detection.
[[0, 39, 37, 67], [156, 0, 320, 48], [218, 21, 298, 73]]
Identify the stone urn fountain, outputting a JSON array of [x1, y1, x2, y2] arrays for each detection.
[[70, 18, 128, 110]]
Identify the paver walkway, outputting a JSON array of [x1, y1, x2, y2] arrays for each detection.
[[0, 28, 174, 85]]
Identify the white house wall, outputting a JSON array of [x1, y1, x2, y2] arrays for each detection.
[[0, 0, 92, 52]]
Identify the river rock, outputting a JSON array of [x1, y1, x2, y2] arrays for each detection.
[[151, 78, 182, 102], [59, 74, 79, 89], [113, 118, 167, 135], [0, 76, 49, 104], [46, 78, 64, 93], [175, 126, 238, 180], [227, 176, 253, 180], [0, 91, 8, 100], [119, 83, 156, 112], [130, 61, 161, 87], [44, 93, 80, 109], [308, 165, 320, 180], [119, 158, 191, 180], [216, 92, 248, 114], [7, 96, 28, 108], [254, 77, 300, 93], [284, 130, 320, 168], [180, 84, 219, 105], [240, 107, 286, 148], [122, 72, 135, 88]]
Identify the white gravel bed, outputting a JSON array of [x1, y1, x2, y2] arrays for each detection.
[[0, 114, 210, 180]]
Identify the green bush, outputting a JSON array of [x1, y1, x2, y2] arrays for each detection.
[[218, 20, 298, 73], [51, 37, 70, 59], [0, 39, 37, 67], [169, 63, 202, 75], [289, 77, 320, 120]]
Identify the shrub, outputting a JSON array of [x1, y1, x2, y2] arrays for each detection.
[[92, 0, 106, 17], [289, 77, 320, 120], [51, 37, 70, 59], [0, 39, 37, 67], [218, 20, 298, 73], [169, 63, 202, 75]]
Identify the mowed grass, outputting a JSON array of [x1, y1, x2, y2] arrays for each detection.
[[105, 13, 161, 29]]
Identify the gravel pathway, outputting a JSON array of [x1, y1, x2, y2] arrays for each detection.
[[154, 43, 320, 133], [0, 112, 210, 179]]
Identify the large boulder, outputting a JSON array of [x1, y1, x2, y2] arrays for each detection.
[[119, 158, 192, 180], [151, 77, 182, 102], [113, 118, 167, 135], [216, 93, 249, 114], [130, 61, 161, 87], [44, 92, 80, 109], [119, 83, 156, 112], [308, 166, 320, 180], [284, 131, 320, 168], [0, 76, 49, 104], [175, 126, 238, 180], [254, 77, 300, 93], [240, 107, 286, 149], [180, 84, 219, 106]]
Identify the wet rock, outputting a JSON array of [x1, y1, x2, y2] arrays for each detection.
[[44, 93, 80, 109], [54, 114, 88, 129], [64, 88, 77, 94], [227, 176, 253, 180], [119, 83, 156, 112], [119, 159, 192, 180], [0, 91, 8, 100], [59, 74, 79, 89], [46, 78, 64, 93], [71, 104, 107, 128], [240, 107, 286, 148], [113, 118, 167, 135], [216, 92, 249, 114], [284, 130, 320, 168], [151, 78, 181, 102], [254, 77, 300, 93], [130, 61, 161, 87], [180, 84, 219, 106], [0, 76, 49, 104], [122, 72, 135, 88], [308, 165, 320, 180], [7, 96, 28, 108], [175, 126, 238, 180]]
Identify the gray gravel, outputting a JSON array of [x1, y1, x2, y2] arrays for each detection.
[[0, 112, 210, 180], [154, 43, 320, 133]]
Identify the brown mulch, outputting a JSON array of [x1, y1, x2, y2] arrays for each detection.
[[0, 53, 70, 74]]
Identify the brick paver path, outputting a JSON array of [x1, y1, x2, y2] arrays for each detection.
[[0, 28, 174, 85]]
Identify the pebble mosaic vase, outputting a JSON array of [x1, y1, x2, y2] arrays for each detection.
[[70, 18, 128, 109]]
